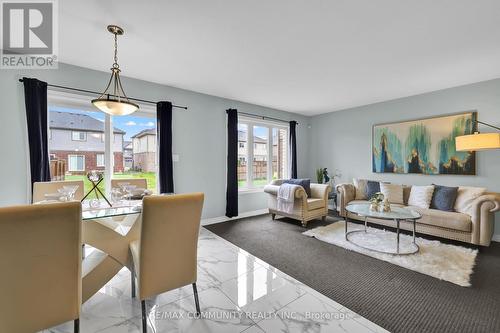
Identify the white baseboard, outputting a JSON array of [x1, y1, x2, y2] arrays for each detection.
[[492, 234, 500, 243], [201, 209, 269, 226]]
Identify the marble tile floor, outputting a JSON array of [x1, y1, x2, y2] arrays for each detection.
[[43, 227, 388, 333]]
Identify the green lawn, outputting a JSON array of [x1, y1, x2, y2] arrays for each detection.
[[65, 171, 156, 198], [238, 179, 269, 188]]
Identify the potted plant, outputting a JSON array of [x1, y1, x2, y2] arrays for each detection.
[[316, 168, 325, 184]]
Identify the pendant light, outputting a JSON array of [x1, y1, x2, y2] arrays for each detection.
[[91, 25, 139, 116], [455, 120, 500, 151]]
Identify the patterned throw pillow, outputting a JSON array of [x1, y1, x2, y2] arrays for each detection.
[[430, 185, 459, 212], [365, 181, 381, 200], [353, 178, 368, 200], [454, 186, 487, 215], [379, 183, 404, 204], [283, 178, 311, 197], [408, 185, 435, 209]]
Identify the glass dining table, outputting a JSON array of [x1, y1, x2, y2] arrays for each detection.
[[81, 200, 142, 303]]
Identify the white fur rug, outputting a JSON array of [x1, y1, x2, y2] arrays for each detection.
[[303, 221, 478, 287]]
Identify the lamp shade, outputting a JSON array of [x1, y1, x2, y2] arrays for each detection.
[[455, 132, 500, 151], [91, 98, 139, 116]]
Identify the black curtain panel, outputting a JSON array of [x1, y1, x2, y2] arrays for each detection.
[[23, 77, 51, 190], [226, 108, 238, 218], [157, 101, 174, 194], [289, 120, 298, 179]]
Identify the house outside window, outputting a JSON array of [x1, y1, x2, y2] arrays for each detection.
[[72, 131, 87, 141], [96, 153, 105, 167], [237, 117, 289, 190], [68, 155, 85, 171]]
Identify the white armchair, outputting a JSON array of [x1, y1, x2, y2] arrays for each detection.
[[264, 179, 331, 227]]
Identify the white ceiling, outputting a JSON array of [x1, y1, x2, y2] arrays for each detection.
[[60, 0, 500, 116]]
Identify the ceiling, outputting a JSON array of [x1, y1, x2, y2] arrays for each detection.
[[59, 0, 500, 116]]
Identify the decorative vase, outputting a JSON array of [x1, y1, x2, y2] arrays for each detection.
[[381, 199, 391, 212], [369, 202, 379, 211]]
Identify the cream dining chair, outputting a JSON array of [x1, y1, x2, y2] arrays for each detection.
[[0, 202, 82, 333], [32, 180, 85, 203], [129, 193, 204, 332]]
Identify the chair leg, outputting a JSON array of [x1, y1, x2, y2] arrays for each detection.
[[74, 318, 79, 333], [192, 283, 201, 316], [141, 300, 147, 333], [131, 268, 136, 298]]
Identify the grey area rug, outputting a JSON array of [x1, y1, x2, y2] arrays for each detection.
[[205, 214, 500, 333]]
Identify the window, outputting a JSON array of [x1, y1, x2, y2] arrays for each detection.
[[48, 91, 158, 197], [96, 153, 105, 167], [68, 155, 85, 171], [72, 131, 87, 141], [237, 117, 289, 190]]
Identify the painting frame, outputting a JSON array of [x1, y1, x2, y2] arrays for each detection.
[[372, 111, 477, 175]]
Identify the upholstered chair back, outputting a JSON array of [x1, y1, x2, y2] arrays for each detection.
[[137, 193, 204, 300], [32, 180, 85, 203], [0, 202, 82, 332]]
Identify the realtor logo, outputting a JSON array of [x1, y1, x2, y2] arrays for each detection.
[[1, 0, 58, 68]]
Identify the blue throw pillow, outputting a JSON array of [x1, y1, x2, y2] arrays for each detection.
[[430, 185, 458, 212], [365, 181, 381, 200], [283, 179, 311, 197]]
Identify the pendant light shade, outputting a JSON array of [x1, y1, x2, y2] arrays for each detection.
[[455, 132, 500, 151], [455, 120, 500, 151], [92, 25, 139, 116], [92, 98, 138, 116]]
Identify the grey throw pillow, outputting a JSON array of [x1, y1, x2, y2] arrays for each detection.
[[365, 181, 381, 200], [283, 179, 311, 197], [431, 185, 459, 212]]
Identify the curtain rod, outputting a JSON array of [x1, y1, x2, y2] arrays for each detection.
[[18, 78, 188, 110], [238, 111, 298, 125]]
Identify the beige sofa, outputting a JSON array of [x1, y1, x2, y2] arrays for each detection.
[[264, 179, 331, 227], [336, 183, 500, 246]]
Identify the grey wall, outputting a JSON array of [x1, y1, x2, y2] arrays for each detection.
[[310, 78, 500, 237], [0, 63, 311, 219]]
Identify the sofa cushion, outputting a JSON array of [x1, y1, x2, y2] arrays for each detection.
[[307, 198, 325, 210], [454, 186, 487, 216], [403, 186, 412, 205], [380, 183, 404, 204], [365, 181, 381, 199], [353, 178, 368, 200], [431, 185, 459, 212], [283, 179, 311, 197], [407, 206, 471, 232], [408, 185, 435, 208]]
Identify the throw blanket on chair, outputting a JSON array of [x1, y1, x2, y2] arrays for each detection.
[[277, 183, 299, 214]]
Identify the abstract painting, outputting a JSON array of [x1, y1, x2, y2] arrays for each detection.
[[372, 112, 477, 175]]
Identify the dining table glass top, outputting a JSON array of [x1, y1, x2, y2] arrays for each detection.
[[81, 199, 142, 220]]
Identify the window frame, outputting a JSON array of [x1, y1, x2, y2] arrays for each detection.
[[237, 116, 289, 192], [68, 154, 85, 172], [96, 153, 105, 167], [71, 131, 87, 141]]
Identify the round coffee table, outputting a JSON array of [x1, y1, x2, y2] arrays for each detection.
[[345, 203, 422, 255]]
